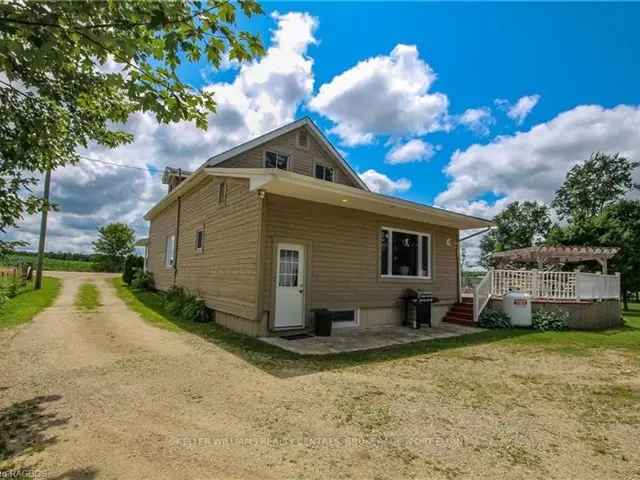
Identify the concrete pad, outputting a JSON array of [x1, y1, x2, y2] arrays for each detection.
[[259, 323, 485, 355]]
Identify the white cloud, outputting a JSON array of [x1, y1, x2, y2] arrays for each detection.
[[385, 139, 435, 164], [458, 107, 493, 135], [4, 11, 319, 253], [308, 44, 449, 146], [495, 94, 540, 125], [436, 104, 640, 220], [358, 169, 412, 195]]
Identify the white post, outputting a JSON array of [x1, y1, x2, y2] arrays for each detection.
[[531, 269, 539, 299], [575, 272, 581, 301]]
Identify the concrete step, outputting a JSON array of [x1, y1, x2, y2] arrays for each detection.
[[448, 309, 473, 319], [443, 316, 477, 327]]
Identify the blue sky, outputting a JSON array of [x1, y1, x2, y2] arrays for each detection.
[[209, 2, 640, 206], [5, 2, 640, 258]]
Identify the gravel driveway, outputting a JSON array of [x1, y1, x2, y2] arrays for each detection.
[[0, 272, 638, 480]]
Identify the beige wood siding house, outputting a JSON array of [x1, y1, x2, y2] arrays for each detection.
[[144, 118, 492, 337]]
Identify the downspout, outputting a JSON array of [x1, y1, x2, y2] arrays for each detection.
[[255, 190, 266, 335], [173, 195, 182, 287]]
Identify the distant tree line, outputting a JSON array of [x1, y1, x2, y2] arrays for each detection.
[[11, 251, 96, 262]]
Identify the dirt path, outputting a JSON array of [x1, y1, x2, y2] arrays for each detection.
[[0, 272, 638, 480]]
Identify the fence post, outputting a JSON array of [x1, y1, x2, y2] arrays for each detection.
[[575, 273, 582, 301], [531, 269, 538, 298]]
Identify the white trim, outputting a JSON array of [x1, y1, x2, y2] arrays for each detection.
[[331, 307, 360, 328], [263, 150, 290, 171], [273, 242, 306, 330], [381, 226, 432, 280]]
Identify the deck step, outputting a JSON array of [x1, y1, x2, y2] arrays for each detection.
[[443, 301, 477, 327]]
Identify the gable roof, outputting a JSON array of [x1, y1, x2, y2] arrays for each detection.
[[145, 167, 494, 230], [205, 117, 369, 191]]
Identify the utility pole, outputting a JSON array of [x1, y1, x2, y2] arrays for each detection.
[[34, 169, 51, 290]]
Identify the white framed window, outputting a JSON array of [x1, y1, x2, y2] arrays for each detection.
[[165, 234, 176, 269], [380, 227, 431, 279], [264, 151, 289, 170], [315, 164, 334, 182], [297, 129, 309, 150], [195, 228, 204, 254], [331, 308, 360, 328]]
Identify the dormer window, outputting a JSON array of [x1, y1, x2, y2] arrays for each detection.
[[315, 164, 334, 182], [297, 129, 309, 149], [265, 151, 289, 170]]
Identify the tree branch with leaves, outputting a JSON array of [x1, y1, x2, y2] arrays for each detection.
[[0, 0, 264, 252]]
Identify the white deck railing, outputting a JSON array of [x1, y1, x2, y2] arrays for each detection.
[[473, 269, 621, 321]]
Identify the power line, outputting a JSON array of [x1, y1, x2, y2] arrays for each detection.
[[78, 155, 164, 175]]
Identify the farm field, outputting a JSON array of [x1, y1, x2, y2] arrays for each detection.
[[0, 254, 98, 272]]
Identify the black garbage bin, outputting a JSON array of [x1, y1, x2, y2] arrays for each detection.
[[315, 309, 333, 336]]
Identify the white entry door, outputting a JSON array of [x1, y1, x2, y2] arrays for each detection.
[[274, 243, 305, 329]]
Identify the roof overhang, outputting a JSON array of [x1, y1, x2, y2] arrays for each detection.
[[202, 168, 493, 230]]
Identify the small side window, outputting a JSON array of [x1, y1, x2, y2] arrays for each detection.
[[165, 235, 175, 269], [265, 151, 289, 170], [195, 229, 204, 253], [315, 164, 334, 182], [218, 181, 227, 205]]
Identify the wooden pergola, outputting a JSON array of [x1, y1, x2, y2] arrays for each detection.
[[491, 245, 619, 273]]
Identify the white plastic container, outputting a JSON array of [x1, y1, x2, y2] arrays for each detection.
[[503, 291, 532, 327]]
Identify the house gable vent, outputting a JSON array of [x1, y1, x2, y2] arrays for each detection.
[[297, 129, 309, 150]]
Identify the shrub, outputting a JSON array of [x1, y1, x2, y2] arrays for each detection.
[[123, 255, 144, 285], [0, 287, 8, 310], [181, 295, 210, 323], [162, 286, 210, 323], [532, 310, 569, 331], [131, 269, 154, 290], [479, 310, 512, 329]]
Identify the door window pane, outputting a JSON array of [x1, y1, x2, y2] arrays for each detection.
[[278, 249, 299, 287]]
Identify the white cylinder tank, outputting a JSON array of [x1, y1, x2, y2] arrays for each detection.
[[503, 291, 532, 327]]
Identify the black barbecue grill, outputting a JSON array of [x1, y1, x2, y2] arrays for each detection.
[[402, 289, 438, 328]]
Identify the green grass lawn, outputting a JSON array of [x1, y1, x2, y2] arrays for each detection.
[[112, 277, 640, 376], [0, 254, 96, 272], [0, 277, 61, 330], [75, 282, 101, 310]]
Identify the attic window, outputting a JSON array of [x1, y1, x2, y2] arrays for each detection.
[[315, 164, 334, 182], [265, 151, 289, 170], [297, 129, 309, 149]]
